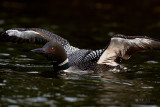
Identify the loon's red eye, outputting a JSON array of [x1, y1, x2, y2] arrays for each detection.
[[50, 47, 55, 51]]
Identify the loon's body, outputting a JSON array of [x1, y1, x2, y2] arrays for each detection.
[[67, 49, 105, 71], [1, 28, 160, 73]]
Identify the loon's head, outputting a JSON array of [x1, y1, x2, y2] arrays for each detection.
[[31, 42, 69, 71]]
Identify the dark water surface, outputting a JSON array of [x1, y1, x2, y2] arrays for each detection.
[[0, 0, 160, 106]]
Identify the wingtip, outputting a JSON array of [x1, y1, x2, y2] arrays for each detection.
[[112, 34, 160, 42]]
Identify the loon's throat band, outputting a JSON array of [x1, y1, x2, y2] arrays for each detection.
[[58, 58, 68, 66], [53, 58, 70, 71]]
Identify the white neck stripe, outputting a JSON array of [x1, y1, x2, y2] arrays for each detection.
[[58, 58, 68, 66]]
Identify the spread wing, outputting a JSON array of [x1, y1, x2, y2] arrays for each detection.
[[0, 28, 79, 55], [0, 28, 69, 45], [97, 34, 160, 66]]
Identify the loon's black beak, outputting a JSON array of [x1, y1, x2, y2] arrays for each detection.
[[31, 48, 44, 54]]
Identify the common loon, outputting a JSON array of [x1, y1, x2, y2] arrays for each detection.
[[1, 28, 160, 73]]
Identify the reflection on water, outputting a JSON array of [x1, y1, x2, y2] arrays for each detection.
[[1, 68, 160, 106], [1, 29, 160, 106]]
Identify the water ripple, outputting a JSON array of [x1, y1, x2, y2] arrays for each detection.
[[26, 71, 39, 74], [7, 48, 14, 51], [0, 53, 10, 56], [0, 83, 6, 86], [146, 60, 159, 64], [15, 58, 34, 61], [141, 86, 154, 89], [25, 97, 47, 102], [64, 97, 79, 102], [14, 64, 51, 68]]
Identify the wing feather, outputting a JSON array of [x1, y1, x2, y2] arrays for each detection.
[[0, 28, 69, 45], [97, 34, 160, 66], [0, 28, 79, 55]]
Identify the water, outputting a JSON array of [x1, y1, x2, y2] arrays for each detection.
[[1, 0, 160, 106]]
